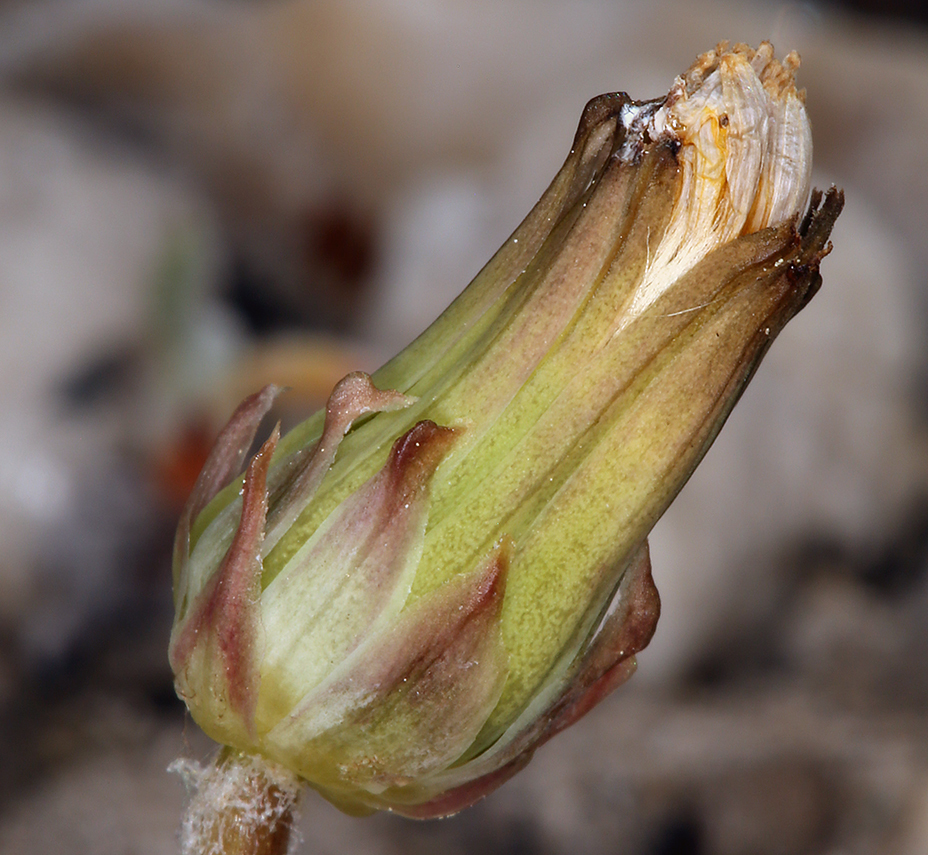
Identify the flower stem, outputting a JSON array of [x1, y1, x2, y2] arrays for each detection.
[[172, 748, 301, 855]]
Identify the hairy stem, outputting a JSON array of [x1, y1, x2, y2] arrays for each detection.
[[172, 748, 301, 855]]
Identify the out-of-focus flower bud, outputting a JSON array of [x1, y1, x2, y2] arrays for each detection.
[[170, 42, 842, 818]]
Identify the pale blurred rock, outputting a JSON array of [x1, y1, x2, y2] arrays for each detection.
[[0, 91, 217, 661]]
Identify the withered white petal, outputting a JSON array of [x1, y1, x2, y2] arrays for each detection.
[[625, 42, 813, 325]]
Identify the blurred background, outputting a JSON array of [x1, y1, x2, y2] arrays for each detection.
[[0, 1, 926, 852]]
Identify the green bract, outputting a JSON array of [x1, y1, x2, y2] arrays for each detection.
[[170, 43, 842, 817]]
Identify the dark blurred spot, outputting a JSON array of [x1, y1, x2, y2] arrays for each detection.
[[685, 638, 787, 690], [647, 809, 704, 855], [858, 497, 928, 597], [55, 344, 137, 410], [147, 680, 183, 715], [226, 257, 304, 334], [683, 587, 790, 691], [789, 502, 928, 600], [224, 201, 377, 334], [302, 202, 377, 287], [833, 0, 928, 26]]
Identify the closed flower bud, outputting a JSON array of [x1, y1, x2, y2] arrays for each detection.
[[170, 42, 842, 818]]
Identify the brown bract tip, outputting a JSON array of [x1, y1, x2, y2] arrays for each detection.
[[385, 420, 459, 507]]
